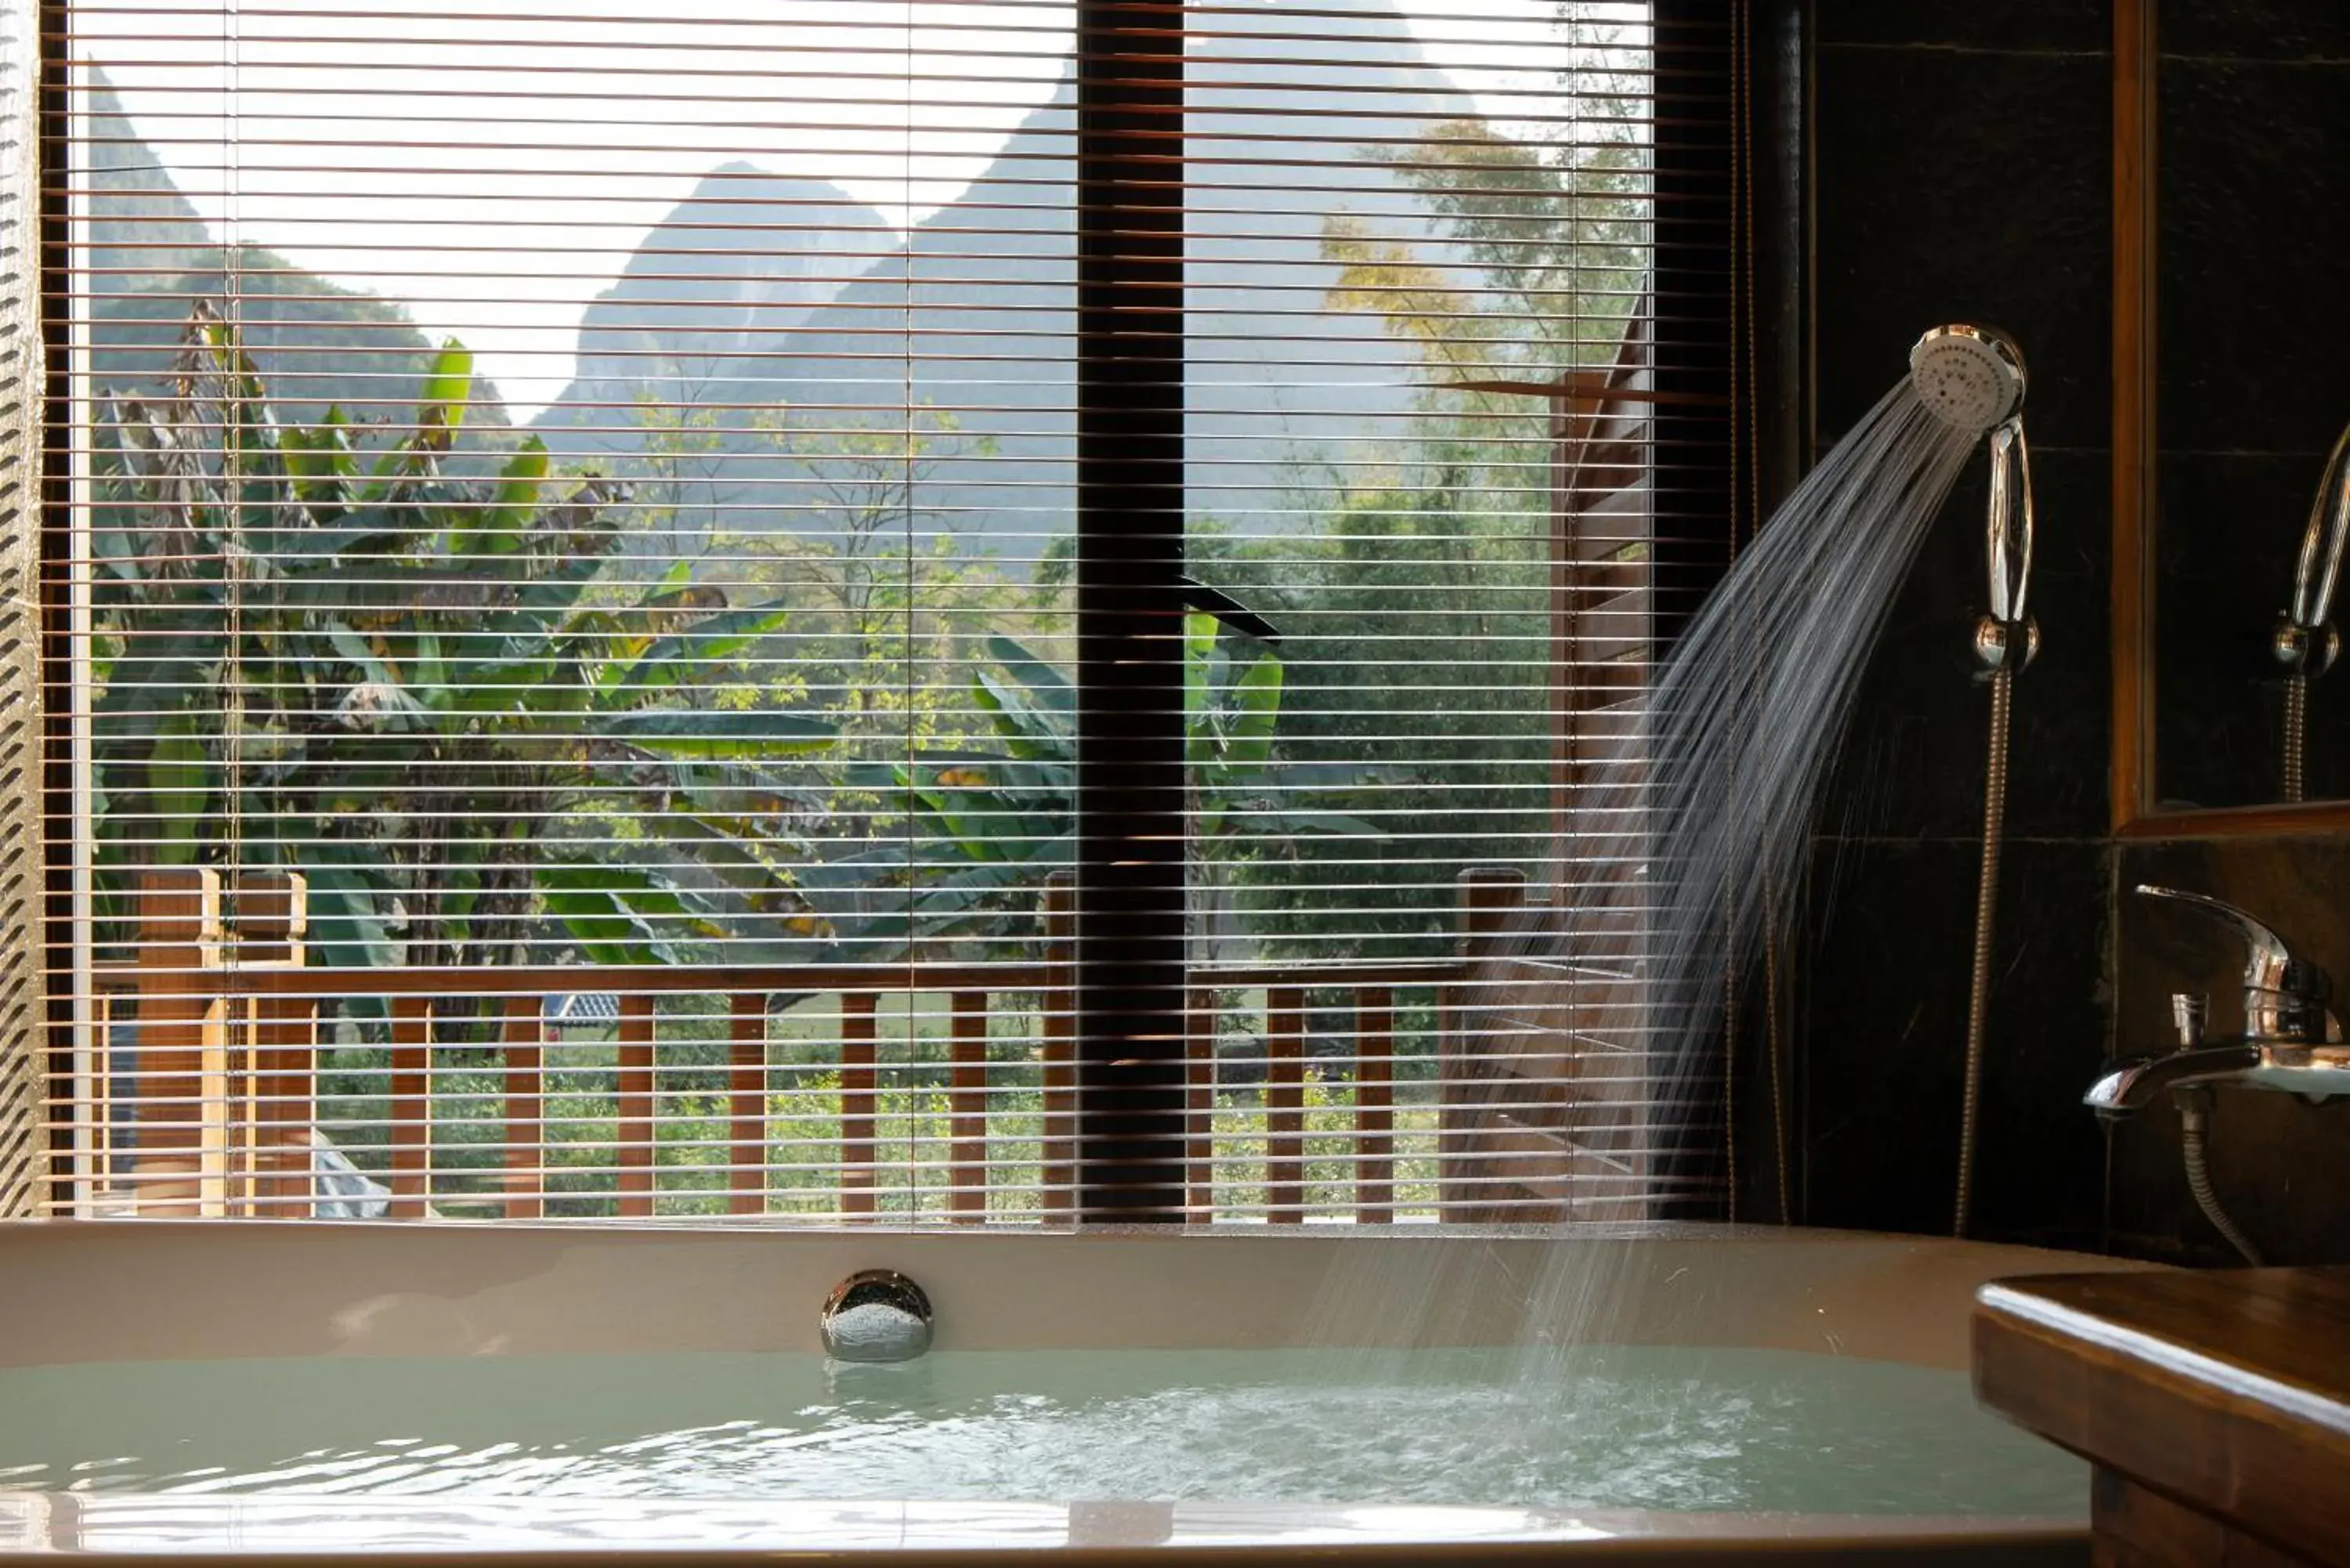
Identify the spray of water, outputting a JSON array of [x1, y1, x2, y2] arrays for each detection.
[[1296, 374, 1990, 1399]]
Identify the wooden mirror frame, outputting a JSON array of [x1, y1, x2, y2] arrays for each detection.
[[2110, 0, 2350, 839]]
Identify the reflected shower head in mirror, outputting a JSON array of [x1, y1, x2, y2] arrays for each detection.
[[2272, 417, 2348, 801], [2276, 417, 2348, 680], [1909, 324, 2027, 435]]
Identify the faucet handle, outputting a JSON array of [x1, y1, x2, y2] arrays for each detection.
[[2135, 885, 2330, 1042], [2170, 991, 2208, 1049]]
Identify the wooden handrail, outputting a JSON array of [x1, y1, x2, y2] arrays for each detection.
[[92, 867, 1534, 1223], [151, 957, 1468, 1002], [182, 960, 1060, 1000]]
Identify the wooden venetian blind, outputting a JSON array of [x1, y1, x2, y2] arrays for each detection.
[[0, 0, 45, 1220], [41, 0, 1735, 1222]]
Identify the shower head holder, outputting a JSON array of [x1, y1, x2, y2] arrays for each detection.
[[2273, 619, 2341, 679], [1976, 399, 2036, 674], [1974, 613, 2041, 675]]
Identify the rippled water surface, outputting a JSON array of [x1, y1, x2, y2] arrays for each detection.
[[0, 1346, 2080, 1516]]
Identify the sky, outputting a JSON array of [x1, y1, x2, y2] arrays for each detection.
[[76, 0, 1640, 413]]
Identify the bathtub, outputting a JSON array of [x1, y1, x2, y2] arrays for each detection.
[[0, 1222, 2146, 1565]]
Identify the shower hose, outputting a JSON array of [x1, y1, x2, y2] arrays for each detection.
[[1953, 664, 2012, 1239], [2178, 1089, 2264, 1266], [2284, 670, 2308, 804]]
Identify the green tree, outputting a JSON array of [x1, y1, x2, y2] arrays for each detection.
[[89, 303, 840, 996], [1197, 102, 1653, 962], [837, 619, 1366, 962]]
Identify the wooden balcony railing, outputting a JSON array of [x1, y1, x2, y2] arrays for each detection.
[[68, 867, 1578, 1223]]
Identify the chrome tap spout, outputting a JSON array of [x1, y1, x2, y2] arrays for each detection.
[[2084, 1044, 2262, 1117]]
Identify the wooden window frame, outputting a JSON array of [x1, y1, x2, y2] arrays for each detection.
[[33, 0, 1745, 1219]]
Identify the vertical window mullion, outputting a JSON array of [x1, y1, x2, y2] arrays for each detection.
[[1073, 0, 1188, 1220], [1650, 0, 1741, 1216]]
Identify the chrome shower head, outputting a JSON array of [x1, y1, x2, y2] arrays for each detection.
[[1910, 324, 2027, 434], [1907, 326, 2037, 670]]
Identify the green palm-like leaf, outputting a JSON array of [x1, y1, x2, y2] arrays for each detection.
[[417, 341, 474, 447], [616, 598, 795, 692], [459, 437, 548, 557], [986, 633, 1075, 716], [533, 863, 681, 966]]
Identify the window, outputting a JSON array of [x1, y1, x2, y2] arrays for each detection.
[[27, 0, 1740, 1222]]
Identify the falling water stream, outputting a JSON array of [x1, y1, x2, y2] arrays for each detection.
[[1300, 372, 1993, 1377]]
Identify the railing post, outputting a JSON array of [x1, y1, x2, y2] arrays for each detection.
[[1354, 985, 1394, 1223], [389, 995, 432, 1218], [234, 872, 312, 1219], [1265, 987, 1306, 1222], [841, 992, 877, 1219], [1184, 984, 1213, 1221], [1440, 866, 1529, 1216], [949, 992, 988, 1221], [727, 992, 766, 1217], [1041, 872, 1077, 1215], [1457, 867, 1529, 957], [503, 995, 546, 1220], [616, 994, 656, 1217], [128, 868, 224, 1215]]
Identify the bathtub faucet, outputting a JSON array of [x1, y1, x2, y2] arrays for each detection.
[[2085, 886, 2345, 1117], [821, 1270, 935, 1363]]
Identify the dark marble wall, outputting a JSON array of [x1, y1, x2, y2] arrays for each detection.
[[2153, 2, 2350, 809], [1781, 2, 2116, 1249], [1770, 0, 2350, 1264]]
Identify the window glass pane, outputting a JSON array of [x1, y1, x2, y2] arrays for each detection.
[[1183, 2, 1658, 1218], [67, 0, 1078, 1216], [52, 0, 1697, 1223]]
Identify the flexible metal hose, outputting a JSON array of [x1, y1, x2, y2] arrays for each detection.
[[1954, 665, 2012, 1239], [2179, 1100, 2264, 1266], [2284, 670, 2308, 804]]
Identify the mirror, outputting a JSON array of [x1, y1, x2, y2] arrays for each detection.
[[2130, 0, 2350, 821]]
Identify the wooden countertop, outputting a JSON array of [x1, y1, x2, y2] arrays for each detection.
[[1974, 1267, 2350, 1566]]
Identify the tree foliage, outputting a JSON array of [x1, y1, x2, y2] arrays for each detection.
[[841, 618, 1370, 960], [91, 304, 838, 987]]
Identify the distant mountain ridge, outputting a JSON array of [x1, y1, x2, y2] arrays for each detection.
[[83, 70, 513, 432], [559, 163, 895, 424], [530, 0, 1477, 544], [82, 0, 1492, 536]]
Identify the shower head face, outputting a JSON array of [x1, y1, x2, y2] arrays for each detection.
[[1910, 324, 2027, 433]]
